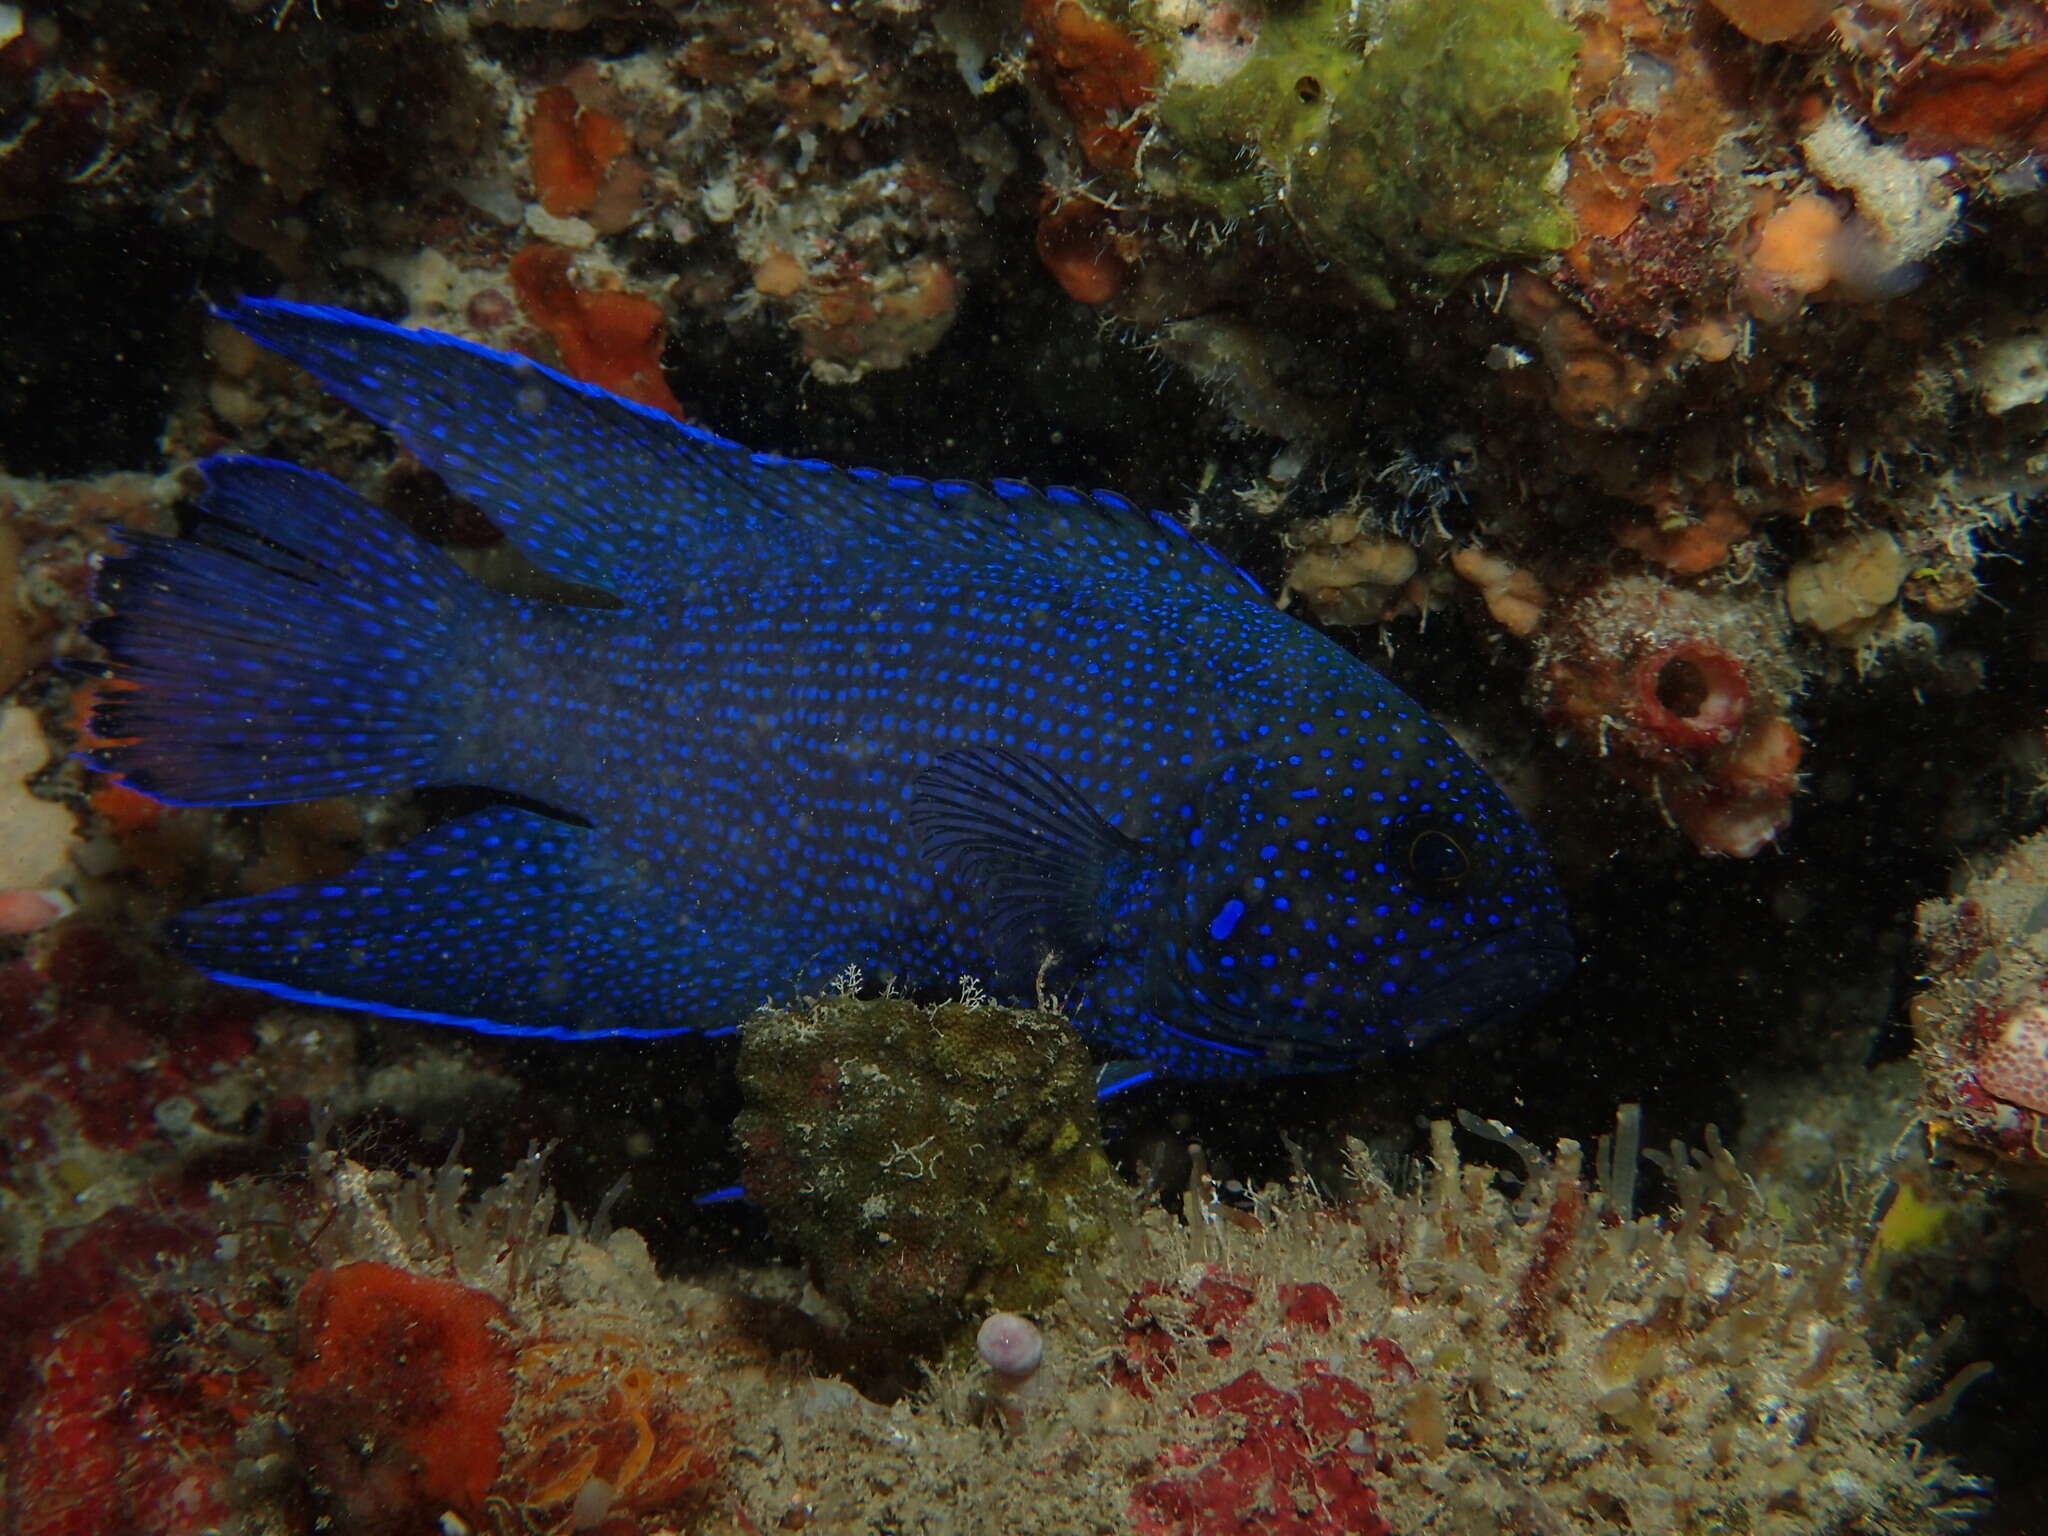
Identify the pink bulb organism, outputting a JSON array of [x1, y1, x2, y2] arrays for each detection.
[[977, 1311, 1045, 1378]]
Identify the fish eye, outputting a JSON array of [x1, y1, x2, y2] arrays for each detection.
[[1406, 826, 1469, 893]]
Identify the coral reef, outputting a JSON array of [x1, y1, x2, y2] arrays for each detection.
[[734, 982, 1124, 1355], [11, 0, 2048, 1522], [5, 0, 2038, 868]]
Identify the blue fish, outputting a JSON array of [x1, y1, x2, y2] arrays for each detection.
[[88, 301, 1572, 1081]]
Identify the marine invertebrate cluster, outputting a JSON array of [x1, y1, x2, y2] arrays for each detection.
[[0, 948, 1994, 1536], [0, 705, 72, 927], [288, 1245, 729, 1534], [1114, 1267, 1399, 1536], [1914, 828, 2048, 1169], [722, 1114, 1984, 1533], [528, 81, 635, 227], [0, 924, 272, 1269], [5, 1144, 736, 1536], [734, 984, 1124, 1353], [1537, 574, 1805, 856], [1785, 528, 1913, 650], [1281, 511, 1420, 628], [618, 1, 995, 384]]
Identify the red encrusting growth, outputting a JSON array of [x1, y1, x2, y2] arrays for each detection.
[[1276, 1280, 1340, 1333], [508, 243, 685, 419], [1510, 1174, 1586, 1340], [4, 1292, 247, 1536], [1633, 641, 1750, 754], [1113, 1265, 1403, 1536], [529, 85, 629, 218], [1130, 1367, 1394, 1536], [288, 1262, 517, 1531], [0, 923, 260, 1153], [1113, 1269, 1256, 1396]]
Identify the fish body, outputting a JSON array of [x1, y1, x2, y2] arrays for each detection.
[[90, 301, 1572, 1080]]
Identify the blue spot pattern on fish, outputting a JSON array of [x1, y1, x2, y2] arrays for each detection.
[[86, 300, 1574, 1079]]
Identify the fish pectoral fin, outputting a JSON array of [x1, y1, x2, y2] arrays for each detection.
[[909, 746, 1148, 966], [168, 806, 711, 1040]]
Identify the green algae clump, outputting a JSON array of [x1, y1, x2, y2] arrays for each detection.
[[733, 985, 1125, 1354], [1148, 0, 1580, 305]]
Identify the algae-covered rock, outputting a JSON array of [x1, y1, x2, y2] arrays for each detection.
[[733, 986, 1125, 1353], [1146, 0, 1580, 305]]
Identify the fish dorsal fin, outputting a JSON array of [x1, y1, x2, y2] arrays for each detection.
[[910, 746, 1160, 968], [225, 298, 728, 605], [223, 300, 1262, 610]]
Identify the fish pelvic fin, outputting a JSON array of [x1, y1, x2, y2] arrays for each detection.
[[88, 456, 485, 806]]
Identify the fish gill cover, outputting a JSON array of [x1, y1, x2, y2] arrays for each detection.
[[82, 300, 1572, 1082]]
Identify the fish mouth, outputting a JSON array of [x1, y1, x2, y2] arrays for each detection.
[[1396, 923, 1577, 1050]]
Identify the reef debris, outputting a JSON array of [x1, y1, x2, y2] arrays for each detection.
[[1915, 828, 2048, 1171]]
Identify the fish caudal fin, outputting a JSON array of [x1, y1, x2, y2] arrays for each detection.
[[88, 456, 480, 807]]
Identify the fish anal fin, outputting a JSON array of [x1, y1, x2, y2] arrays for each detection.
[[170, 806, 708, 1039]]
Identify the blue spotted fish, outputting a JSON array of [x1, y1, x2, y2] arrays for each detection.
[[88, 301, 1572, 1081]]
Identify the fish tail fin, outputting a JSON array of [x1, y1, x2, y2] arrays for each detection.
[[88, 456, 482, 806]]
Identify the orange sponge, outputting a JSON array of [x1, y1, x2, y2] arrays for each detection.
[[529, 85, 629, 219], [510, 243, 684, 419], [1705, 0, 1835, 43]]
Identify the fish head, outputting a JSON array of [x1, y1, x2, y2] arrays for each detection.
[[1132, 728, 1574, 1074]]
